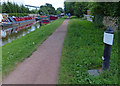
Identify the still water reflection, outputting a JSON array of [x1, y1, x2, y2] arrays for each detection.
[[0, 23, 40, 46]]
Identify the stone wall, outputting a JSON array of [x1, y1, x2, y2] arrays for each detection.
[[103, 16, 119, 31]]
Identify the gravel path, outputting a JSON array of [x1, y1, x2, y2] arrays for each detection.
[[3, 19, 69, 84]]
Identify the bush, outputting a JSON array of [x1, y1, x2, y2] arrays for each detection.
[[93, 14, 104, 28]]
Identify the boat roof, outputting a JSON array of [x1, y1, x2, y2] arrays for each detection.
[[40, 16, 47, 18], [2, 13, 8, 15]]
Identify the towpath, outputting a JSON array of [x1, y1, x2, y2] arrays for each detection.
[[3, 19, 69, 84]]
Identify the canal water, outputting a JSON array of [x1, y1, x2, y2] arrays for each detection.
[[0, 23, 40, 46]]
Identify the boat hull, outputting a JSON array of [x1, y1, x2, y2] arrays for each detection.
[[0, 19, 35, 38]]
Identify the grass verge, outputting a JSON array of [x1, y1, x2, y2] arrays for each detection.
[[2, 17, 65, 78], [58, 18, 119, 84]]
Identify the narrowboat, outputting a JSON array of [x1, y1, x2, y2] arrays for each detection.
[[41, 19, 50, 24], [49, 16, 58, 20], [0, 16, 35, 38]]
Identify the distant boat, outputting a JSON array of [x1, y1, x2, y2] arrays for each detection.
[[49, 16, 58, 20], [41, 19, 50, 24]]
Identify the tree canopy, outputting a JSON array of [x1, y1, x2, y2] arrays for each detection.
[[57, 7, 64, 13], [2, 2, 30, 13], [64, 2, 120, 17], [2, 2, 64, 16], [39, 3, 56, 15]]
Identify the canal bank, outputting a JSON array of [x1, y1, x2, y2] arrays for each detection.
[[2, 17, 66, 79], [3, 18, 69, 84], [1, 23, 40, 46]]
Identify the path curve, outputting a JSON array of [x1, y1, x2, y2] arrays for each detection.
[[3, 19, 69, 84]]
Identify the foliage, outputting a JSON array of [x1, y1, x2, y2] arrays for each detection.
[[64, 2, 75, 15], [39, 3, 56, 15], [58, 18, 118, 84], [2, 18, 65, 78], [88, 2, 120, 27], [93, 14, 104, 28], [88, 2, 120, 17], [39, 6, 49, 15], [30, 9, 39, 14], [1, 1, 64, 16], [118, 17, 120, 30], [55, 10, 61, 15], [0, 3, 2, 13], [64, 2, 120, 17], [73, 2, 88, 18], [2, 2, 30, 13], [64, 2, 88, 17], [57, 7, 64, 13], [55, 7, 64, 15], [89, 2, 105, 16]]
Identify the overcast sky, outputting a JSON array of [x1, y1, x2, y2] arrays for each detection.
[[2, 0, 64, 10]]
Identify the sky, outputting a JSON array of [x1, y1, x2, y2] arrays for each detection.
[[2, 0, 64, 10]]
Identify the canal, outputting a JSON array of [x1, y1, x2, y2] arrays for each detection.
[[0, 23, 40, 46]]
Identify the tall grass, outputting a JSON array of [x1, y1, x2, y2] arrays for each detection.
[[58, 18, 118, 84]]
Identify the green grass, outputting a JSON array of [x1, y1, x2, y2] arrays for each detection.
[[58, 18, 119, 84], [2, 17, 65, 78]]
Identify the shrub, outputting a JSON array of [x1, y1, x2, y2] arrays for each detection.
[[93, 14, 104, 28]]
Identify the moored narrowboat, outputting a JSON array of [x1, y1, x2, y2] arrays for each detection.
[[0, 16, 35, 38]]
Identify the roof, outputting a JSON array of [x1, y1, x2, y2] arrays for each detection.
[[40, 16, 47, 18], [2, 13, 8, 15]]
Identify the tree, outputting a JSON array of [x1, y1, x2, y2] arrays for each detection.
[[0, 3, 2, 13], [2, 2, 30, 13], [57, 7, 64, 13], [30, 9, 38, 14], [64, 2, 120, 17], [39, 5, 49, 15], [45, 3, 55, 15], [2, 2, 7, 13], [89, 2, 120, 17], [39, 3, 56, 15], [46, 3, 52, 8], [64, 2, 75, 15], [55, 10, 61, 15], [73, 2, 88, 17], [64, 2, 88, 17]]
